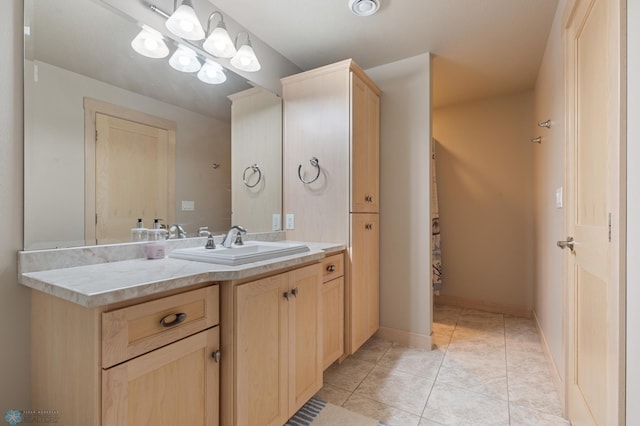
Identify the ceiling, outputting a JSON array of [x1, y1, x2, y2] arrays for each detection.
[[208, 0, 559, 107]]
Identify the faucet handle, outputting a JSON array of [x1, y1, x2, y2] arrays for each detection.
[[198, 226, 210, 237], [205, 234, 216, 249], [234, 232, 244, 245]]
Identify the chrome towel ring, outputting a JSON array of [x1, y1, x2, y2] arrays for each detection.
[[243, 164, 262, 188], [298, 157, 321, 184]]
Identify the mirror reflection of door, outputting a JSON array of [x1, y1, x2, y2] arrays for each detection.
[[84, 98, 176, 245]]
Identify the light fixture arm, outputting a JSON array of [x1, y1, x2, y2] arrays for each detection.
[[206, 11, 226, 35], [234, 31, 251, 48], [149, 4, 171, 19]]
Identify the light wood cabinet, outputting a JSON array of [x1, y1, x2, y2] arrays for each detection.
[[232, 263, 322, 426], [31, 284, 220, 426], [350, 214, 380, 350], [282, 59, 380, 354], [321, 254, 345, 369]]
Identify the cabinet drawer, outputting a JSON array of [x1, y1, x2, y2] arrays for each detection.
[[102, 285, 219, 368], [321, 254, 344, 282]]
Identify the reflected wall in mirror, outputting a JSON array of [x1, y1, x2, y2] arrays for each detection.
[[23, 0, 282, 250]]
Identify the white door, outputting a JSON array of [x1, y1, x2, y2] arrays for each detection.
[[562, 0, 624, 424]]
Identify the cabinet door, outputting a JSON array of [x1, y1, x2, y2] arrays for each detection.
[[102, 327, 220, 426], [288, 263, 323, 413], [235, 274, 289, 426], [351, 73, 380, 213], [350, 213, 380, 352], [322, 277, 345, 369]]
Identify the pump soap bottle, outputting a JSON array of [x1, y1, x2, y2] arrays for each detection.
[[146, 219, 167, 259]]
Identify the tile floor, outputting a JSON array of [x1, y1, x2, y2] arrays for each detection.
[[314, 305, 570, 425]]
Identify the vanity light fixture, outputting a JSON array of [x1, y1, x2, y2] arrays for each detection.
[[165, 0, 205, 41], [131, 25, 169, 58], [202, 12, 237, 58], [197, 59, 227, 84], [348, 0, 381, 16], [169, 44, 202, 72], [230, 32, 261, 72]]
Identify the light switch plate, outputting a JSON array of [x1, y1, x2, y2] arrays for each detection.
[[181, 200, 195, 211], [272, 214, 281, 231], [285, 214, 295, 230], [555, 187, 563, 209]]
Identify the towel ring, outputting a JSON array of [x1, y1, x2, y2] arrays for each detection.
[[298, 157, 320, 184], [243, 164, 262, 188]]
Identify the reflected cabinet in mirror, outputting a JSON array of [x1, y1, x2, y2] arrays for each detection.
[[24, 0, 282, 250]]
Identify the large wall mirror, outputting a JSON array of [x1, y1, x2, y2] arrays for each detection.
[[24, 0, 284, 250]]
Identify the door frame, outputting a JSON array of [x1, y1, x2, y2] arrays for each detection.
[[83, 98, 177, 245], [561, 0, 627, 423]]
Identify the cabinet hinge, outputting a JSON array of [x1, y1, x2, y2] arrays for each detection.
[[95, 213, 98, 225], [608, 213, 612, 242], [95, 129, 98, 141]]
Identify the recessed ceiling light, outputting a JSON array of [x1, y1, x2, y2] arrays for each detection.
[[348, 0, 380, 16]]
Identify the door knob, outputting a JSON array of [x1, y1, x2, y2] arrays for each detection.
[[557, 236, 575, 252]]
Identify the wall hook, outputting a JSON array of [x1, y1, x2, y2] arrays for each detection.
[[211, 163, 220, 169], [530, 136, 542, 144], [537, 119, 552, 129]]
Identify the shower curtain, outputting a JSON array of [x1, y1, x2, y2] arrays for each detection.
[[431, 141, 443, 291]]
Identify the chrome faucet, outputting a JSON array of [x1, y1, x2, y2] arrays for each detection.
[[169, 224, 187, 239], [221, 225, 247, 248]]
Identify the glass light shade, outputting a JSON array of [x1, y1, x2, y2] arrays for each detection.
[[202, 24, 237, 58], [131, 25, 169, 58], [165, 0, 205, 41], [197, 60, 227, 84], [169, 45, 201, 72], [230, 41, 261, 72]]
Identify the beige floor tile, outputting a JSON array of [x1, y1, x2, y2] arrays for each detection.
[[508, 375, 564, 417], [418, 417, 446, 426], [354, 365, 434, 416], [422, 382, 509, 426], [438, 360, 508, 400], [314, 383, 352, 406], [343, 393, 421, 425], [378, 343, 445, 380], [323, 357, 376, 392], [509, 403, 570, 425], [432, 332, 452, 351], [351, 337, 394, 364], [506, 349, 551, 380]]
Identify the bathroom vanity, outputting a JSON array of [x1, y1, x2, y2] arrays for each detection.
[[19, 237, 344, 426]]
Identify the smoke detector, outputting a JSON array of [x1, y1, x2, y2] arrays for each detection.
[[348, 0, 380, 16]]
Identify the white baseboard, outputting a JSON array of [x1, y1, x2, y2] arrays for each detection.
[[533, 310, 566, 414], [375, 327, 431, 349], [434, 294, 532, 318]]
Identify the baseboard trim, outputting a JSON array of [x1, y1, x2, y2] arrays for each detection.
[[533, 310, 566, 414], [434, 294, 532, 318], [375, 327, 431, 349]]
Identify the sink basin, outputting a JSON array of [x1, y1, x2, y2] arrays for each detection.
[[169, 241, 310, 266]]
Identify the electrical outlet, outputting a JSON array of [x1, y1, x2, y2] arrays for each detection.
[[285, 214, 295, 230], [181, 200, 195, 211], [272, 214, 281, 231], [555, 187, 563, 209]]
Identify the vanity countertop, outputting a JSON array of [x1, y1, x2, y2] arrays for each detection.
[[19, 241, 344, 308]]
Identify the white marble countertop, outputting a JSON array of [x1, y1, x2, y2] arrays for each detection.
[[19, 241, 344, 308]]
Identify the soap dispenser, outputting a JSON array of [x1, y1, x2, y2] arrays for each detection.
[[146, 218, 167, 259], [130, 218, 147, 242]]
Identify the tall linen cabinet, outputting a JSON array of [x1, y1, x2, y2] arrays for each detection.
[[282, 59, 380, 355]]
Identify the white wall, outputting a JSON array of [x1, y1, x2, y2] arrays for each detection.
[[0, 0, 30, 413], [433, 91, 534, 315], [24, 61, 231, 249], [366, 54, 432, 341], [627, 0, 639, 422], [532, 0, 566, 384]]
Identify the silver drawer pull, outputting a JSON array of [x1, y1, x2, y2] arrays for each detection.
[[326, 264, 336, 272], [212, 350, 221, 363], [159, 312, 187, 327]]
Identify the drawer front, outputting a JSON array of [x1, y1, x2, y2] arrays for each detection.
[[102, 285, 219, 368], [321, 254, 344, 282]]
